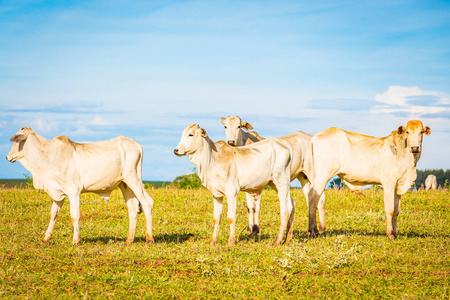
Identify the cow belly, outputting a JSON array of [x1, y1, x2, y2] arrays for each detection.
[[77, 158, 124, 192]]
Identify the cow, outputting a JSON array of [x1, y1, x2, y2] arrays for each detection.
[[6, 127, 154, 245], [307, 120, 430, 240], [220, 116, 325, 236], [425, 174, 437, 190], [174, 124, 294, 246]]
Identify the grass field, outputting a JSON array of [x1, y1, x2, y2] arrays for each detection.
[[0, 187, 449, 299]]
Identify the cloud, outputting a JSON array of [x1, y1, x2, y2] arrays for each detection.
[[372, 86, 450, 119], [375, 86, 450, 106], [1, 103, 120, 115], [89, 115, 110, 126]]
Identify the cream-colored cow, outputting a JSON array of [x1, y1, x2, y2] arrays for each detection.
[[307, 120, 430, 240], [221, 116, 325, 236], [174, 124, 294, 246], [6, 127, 154, 245], [425, 174, 437, 190]]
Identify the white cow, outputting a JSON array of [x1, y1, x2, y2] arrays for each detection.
[[174, 124, 294, 246], [6, 127, 154, 245], [425, 174, 437, 190], [221, 116, 325, 236], [307, 120, 430, 240]]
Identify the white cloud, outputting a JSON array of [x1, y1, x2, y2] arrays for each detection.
[[89, 115, 109, 126], [375, 86, 450, 106], [372, 86, 450, 119], [13, 118, 59, 133]]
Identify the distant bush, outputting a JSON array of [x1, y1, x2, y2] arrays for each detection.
[[170, 168, 202, 189], [24, 173, 33, 189]]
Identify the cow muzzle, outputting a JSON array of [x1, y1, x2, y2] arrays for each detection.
[[6, 155, 16, 163], [227, 140, 236, 146], [173, 149, 183, 157], [410, 146, 420, 154]]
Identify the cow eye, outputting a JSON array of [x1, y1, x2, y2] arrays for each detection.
[[224, 126, 227, 129], [238, 126, 241, 129], [420, 131, 424, 134], [406, 131, 409, 134], [188, 134, 193, 137]]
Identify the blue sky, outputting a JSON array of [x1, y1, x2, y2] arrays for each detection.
[[1, 0, 449, 182]]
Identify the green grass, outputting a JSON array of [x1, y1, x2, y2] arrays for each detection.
[[0, 187, 449, 299]]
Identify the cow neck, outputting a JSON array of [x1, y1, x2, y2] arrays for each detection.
[[20, 133, 50, 185], [188, 135, 217, 183], [394, 133, 418, 194], [238, 129, 246, 146]]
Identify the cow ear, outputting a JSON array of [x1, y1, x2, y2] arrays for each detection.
[[10, 134, 26, 142], [397, 126, 406, 134], [220, 118, 226, 125], [423, 126, 431, 135], [241, 122, 253, 131], [200, 128, 207, 137]]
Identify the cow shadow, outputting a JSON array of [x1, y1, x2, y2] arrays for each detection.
[[83, 229, 442, 245], [83, 232, 199, 245], [297, 228, 444, 239]]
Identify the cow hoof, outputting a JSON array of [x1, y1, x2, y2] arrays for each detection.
[[146, 233, 154, 244], [307, 229, 319, 237], [387, 234, 397, 240], [124, 239, 133, 245], [227, 237, 236, 246], [210, 240, 217, 246], [272, 240, 281, 246], [246, 225, 260, 237]]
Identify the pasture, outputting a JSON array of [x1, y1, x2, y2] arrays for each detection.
[[0, 187, 449, 299]]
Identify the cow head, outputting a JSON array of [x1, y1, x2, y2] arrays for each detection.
[[220, 116, 253, 146], [174, 124, 207, 156], [7, 127, 33, 163], [397, 120, 430, 156]]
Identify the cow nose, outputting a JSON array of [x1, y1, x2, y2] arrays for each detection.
[[174, 149, 179, 155], [411, 146, 420, 153], [228, 140, 236, 146]]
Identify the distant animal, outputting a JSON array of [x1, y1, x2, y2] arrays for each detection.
[[174, 124, 294, 246], [425, 174, 437, 190], [220, 116, 325, 236], [6, 127, 154, 245], [307, 120, 430, 240]]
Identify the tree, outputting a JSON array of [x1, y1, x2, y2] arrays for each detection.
[[171, 167, 202, 189]]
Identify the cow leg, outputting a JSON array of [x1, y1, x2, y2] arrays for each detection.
[[383, 187, 397, 240], [119, 182, 139, 245], [68, 194, 81, 245], [211, 196, 223, 245], [317, 193, 326, 234], [285, 193, 296, 245], [270, 181, 292, 246], [123, 180, 154, 244], [253, 193, 261, 236], [245, 192, 255, 236], [43, 200, 64, 243], [246, 192, 261, 237], [298, 176, 311, 208], [226, 192, 238, 245], [300, 176, 326, 235], [307, 180, 327, 237], [392, 194, 401, 237]]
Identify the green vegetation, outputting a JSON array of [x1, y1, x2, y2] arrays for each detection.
[[170, 167, 202, 189], [0, 187, 448, 298], [416, 169, 450, 189]]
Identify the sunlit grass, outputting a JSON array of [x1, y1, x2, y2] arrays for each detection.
[[0, 187, 449, 298]]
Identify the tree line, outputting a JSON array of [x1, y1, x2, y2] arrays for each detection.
[[415, 169, 450, 189]]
